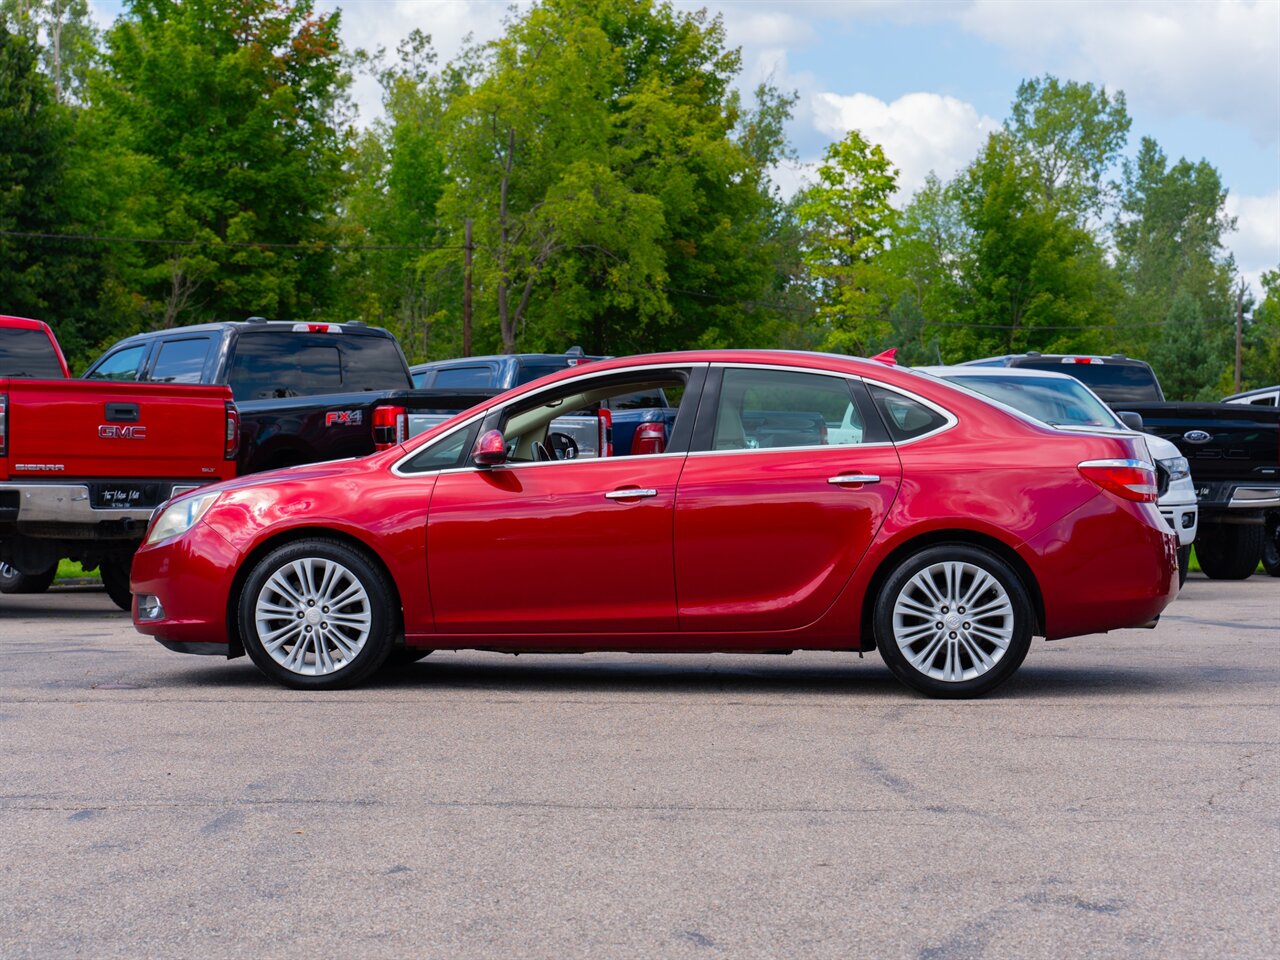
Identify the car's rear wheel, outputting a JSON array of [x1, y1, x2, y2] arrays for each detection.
[[238, 539, 395, 689], [1195, 522, 1263, 581], [874, 545, 1033, 699], [99, 557, 133, 611], [0, 562, 57, 595], [1176, 544, 1191, 588], [1262, 515, 1280, 578]]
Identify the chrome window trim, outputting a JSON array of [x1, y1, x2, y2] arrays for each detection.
[[390, 361, 707, 477], [699, 361, 958, 451]]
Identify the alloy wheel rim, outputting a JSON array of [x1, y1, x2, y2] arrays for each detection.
[[254, 558, 372, 676], [892, 560, 1015, 683]]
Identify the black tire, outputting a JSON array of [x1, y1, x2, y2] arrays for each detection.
[[1195, 523, 1263, 581], [238, 538, 396, 690], [0, 562, 57, 594], [874, 544, 1034, 699], [99, 557, 134, 611], [1262, 516, 1280, 578], [1176, 544, 1191, 588]]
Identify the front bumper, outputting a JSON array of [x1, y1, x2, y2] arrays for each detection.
[[1158, 500, 1198, 546], [130, 520, 242, 650]]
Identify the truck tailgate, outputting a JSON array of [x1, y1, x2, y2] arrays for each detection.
[[1, 379, 234, 481]]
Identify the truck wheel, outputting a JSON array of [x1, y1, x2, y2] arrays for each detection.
[[1263, 516, 1280, 578], [99, 558, 134, 611], [0, 562, 57, 594], [874, 545, 1033, 699], [1176, 545, 1191, 588], [238, 538, 395, 689], [1195, 523, 1263, 581]]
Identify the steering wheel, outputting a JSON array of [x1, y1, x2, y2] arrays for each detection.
[[548, 432, 580, 460]]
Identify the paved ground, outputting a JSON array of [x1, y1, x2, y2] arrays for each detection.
[[0, 576, 1277, 959]]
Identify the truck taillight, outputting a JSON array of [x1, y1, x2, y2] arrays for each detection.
[[1078, 459, 1159, 503], [0, 393, 6, 456], [373, 405, 408, 451], [225, 402, 240, 461], [630, 421, 666, 456]]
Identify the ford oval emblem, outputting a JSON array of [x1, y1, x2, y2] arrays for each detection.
[[1183, 430, 1212, 444]]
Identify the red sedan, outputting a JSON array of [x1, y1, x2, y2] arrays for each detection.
[[131, 351, 1178, 697]]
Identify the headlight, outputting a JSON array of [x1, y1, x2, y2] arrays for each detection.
[[1159, 456, 1190, 482], [146, 492, 221, 545]]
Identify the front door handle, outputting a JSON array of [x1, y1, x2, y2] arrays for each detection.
[[604, 488, 658, 500], [828, 474, 880, 485]]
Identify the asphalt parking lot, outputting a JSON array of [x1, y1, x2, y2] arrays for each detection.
[[1, 576, 1276, 959]]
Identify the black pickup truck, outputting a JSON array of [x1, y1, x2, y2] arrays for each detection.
[[83, 319, 492, 475], [964, 353, 1280, 579]]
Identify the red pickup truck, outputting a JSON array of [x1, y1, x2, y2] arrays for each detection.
[[1, 316, 238, 608]]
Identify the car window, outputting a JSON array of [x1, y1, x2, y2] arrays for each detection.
[[868, 385, 950, 441], [1011, 359, 1161, 404], [0, 328, 65, 378], [411, 370, 433, 388], [433, 365, 498, 389], [1249, 396, 1276, 407], [945, 375, 1120, 428], [85, 344, 148, 382], [501, 370, 693, 463], [400, 422, 481, 474], [338, 335, 412, 389], [149, 337, 212, 384], [711, 368, 861, 451], [516, 359, 572, 384], [228, 335, 342, 400]]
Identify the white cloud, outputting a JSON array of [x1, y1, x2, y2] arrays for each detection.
[[1226, 190, 1280, 298], [811, 91, 999, 197]]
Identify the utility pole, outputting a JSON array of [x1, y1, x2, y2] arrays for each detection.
[[1234, 281, 1244, 393], [463, 218, 473, 358]]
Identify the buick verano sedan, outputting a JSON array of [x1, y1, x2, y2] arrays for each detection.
[[131, 351, 1179, 697]]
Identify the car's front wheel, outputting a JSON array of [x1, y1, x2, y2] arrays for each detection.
[[874, 545, 1034, 699], [238, 539, 396, 689]]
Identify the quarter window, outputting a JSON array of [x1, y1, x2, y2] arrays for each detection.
[[868, 385, 950, 441]]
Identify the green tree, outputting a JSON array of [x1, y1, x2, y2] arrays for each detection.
[[1241, 269, 1280, 391], [92, 0, 353, 327], [793, 128, 899, 354], [1006, 74, 1130, 221], [1146, 288, 1233, 401], [436, 0, 785, 356], [1, 0, 98, 103]]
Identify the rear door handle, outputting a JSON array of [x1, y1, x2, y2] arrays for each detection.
[[828, 474, 880, 485], [604, 488, 658, 500]]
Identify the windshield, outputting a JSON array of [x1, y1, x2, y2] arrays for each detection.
[[943, 374, 1123, 428], [1009, 359, 1161, 403]]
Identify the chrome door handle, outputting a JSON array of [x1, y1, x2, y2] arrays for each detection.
[[604, 488, 658, 500], [828, 474, 880, 485]]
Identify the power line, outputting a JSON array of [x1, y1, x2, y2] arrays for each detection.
[[0, 229, 468, 252]]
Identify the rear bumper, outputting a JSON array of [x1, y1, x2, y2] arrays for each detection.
[[0, 480, 208, 526], [1021, 493, 1179, 641], [131, 521, 241, 649]]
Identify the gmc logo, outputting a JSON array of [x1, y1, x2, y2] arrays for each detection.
[[324, 410, 363, 427], [99, 425, 148, 440]]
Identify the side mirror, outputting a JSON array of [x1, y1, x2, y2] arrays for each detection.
[[1117, 411, 1144, 430], [472, 429, 507, 467]]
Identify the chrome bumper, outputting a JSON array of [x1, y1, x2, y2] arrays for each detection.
[[0, 482, 198, 525], [1228, 487, 1280, 509]]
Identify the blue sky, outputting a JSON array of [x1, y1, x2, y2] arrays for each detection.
[[90, 0, 1280, 293]]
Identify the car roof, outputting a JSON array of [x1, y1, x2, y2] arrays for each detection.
[[110, 320, 393, 344], [411, 352, 605, 371], [0, 315, 53, 331], [1223, 385, 1280, 400], [962, 352, 1152, 367]]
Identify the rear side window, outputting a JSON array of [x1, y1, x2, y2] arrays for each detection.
[[869, 385, 951, 441], [228, 334, 342, 400], [86, 344, 148, 382], [433, 364, 498, 389], [0, 328, 65, 378], [149, 337, 211, 384]]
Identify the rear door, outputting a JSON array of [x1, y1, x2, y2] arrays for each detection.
[[673, 365, 902, 632]]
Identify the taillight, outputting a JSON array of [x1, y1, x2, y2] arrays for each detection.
[[373, 405, 408, 451], [1078, 459, 1159, 503], [630, 421, 666, 456], [224, 401, 240, 461], [598, 407, 613, 458], [0, 393, 7, 457]]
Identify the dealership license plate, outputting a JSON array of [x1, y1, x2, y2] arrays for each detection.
[[90, 483, 162, 509]]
